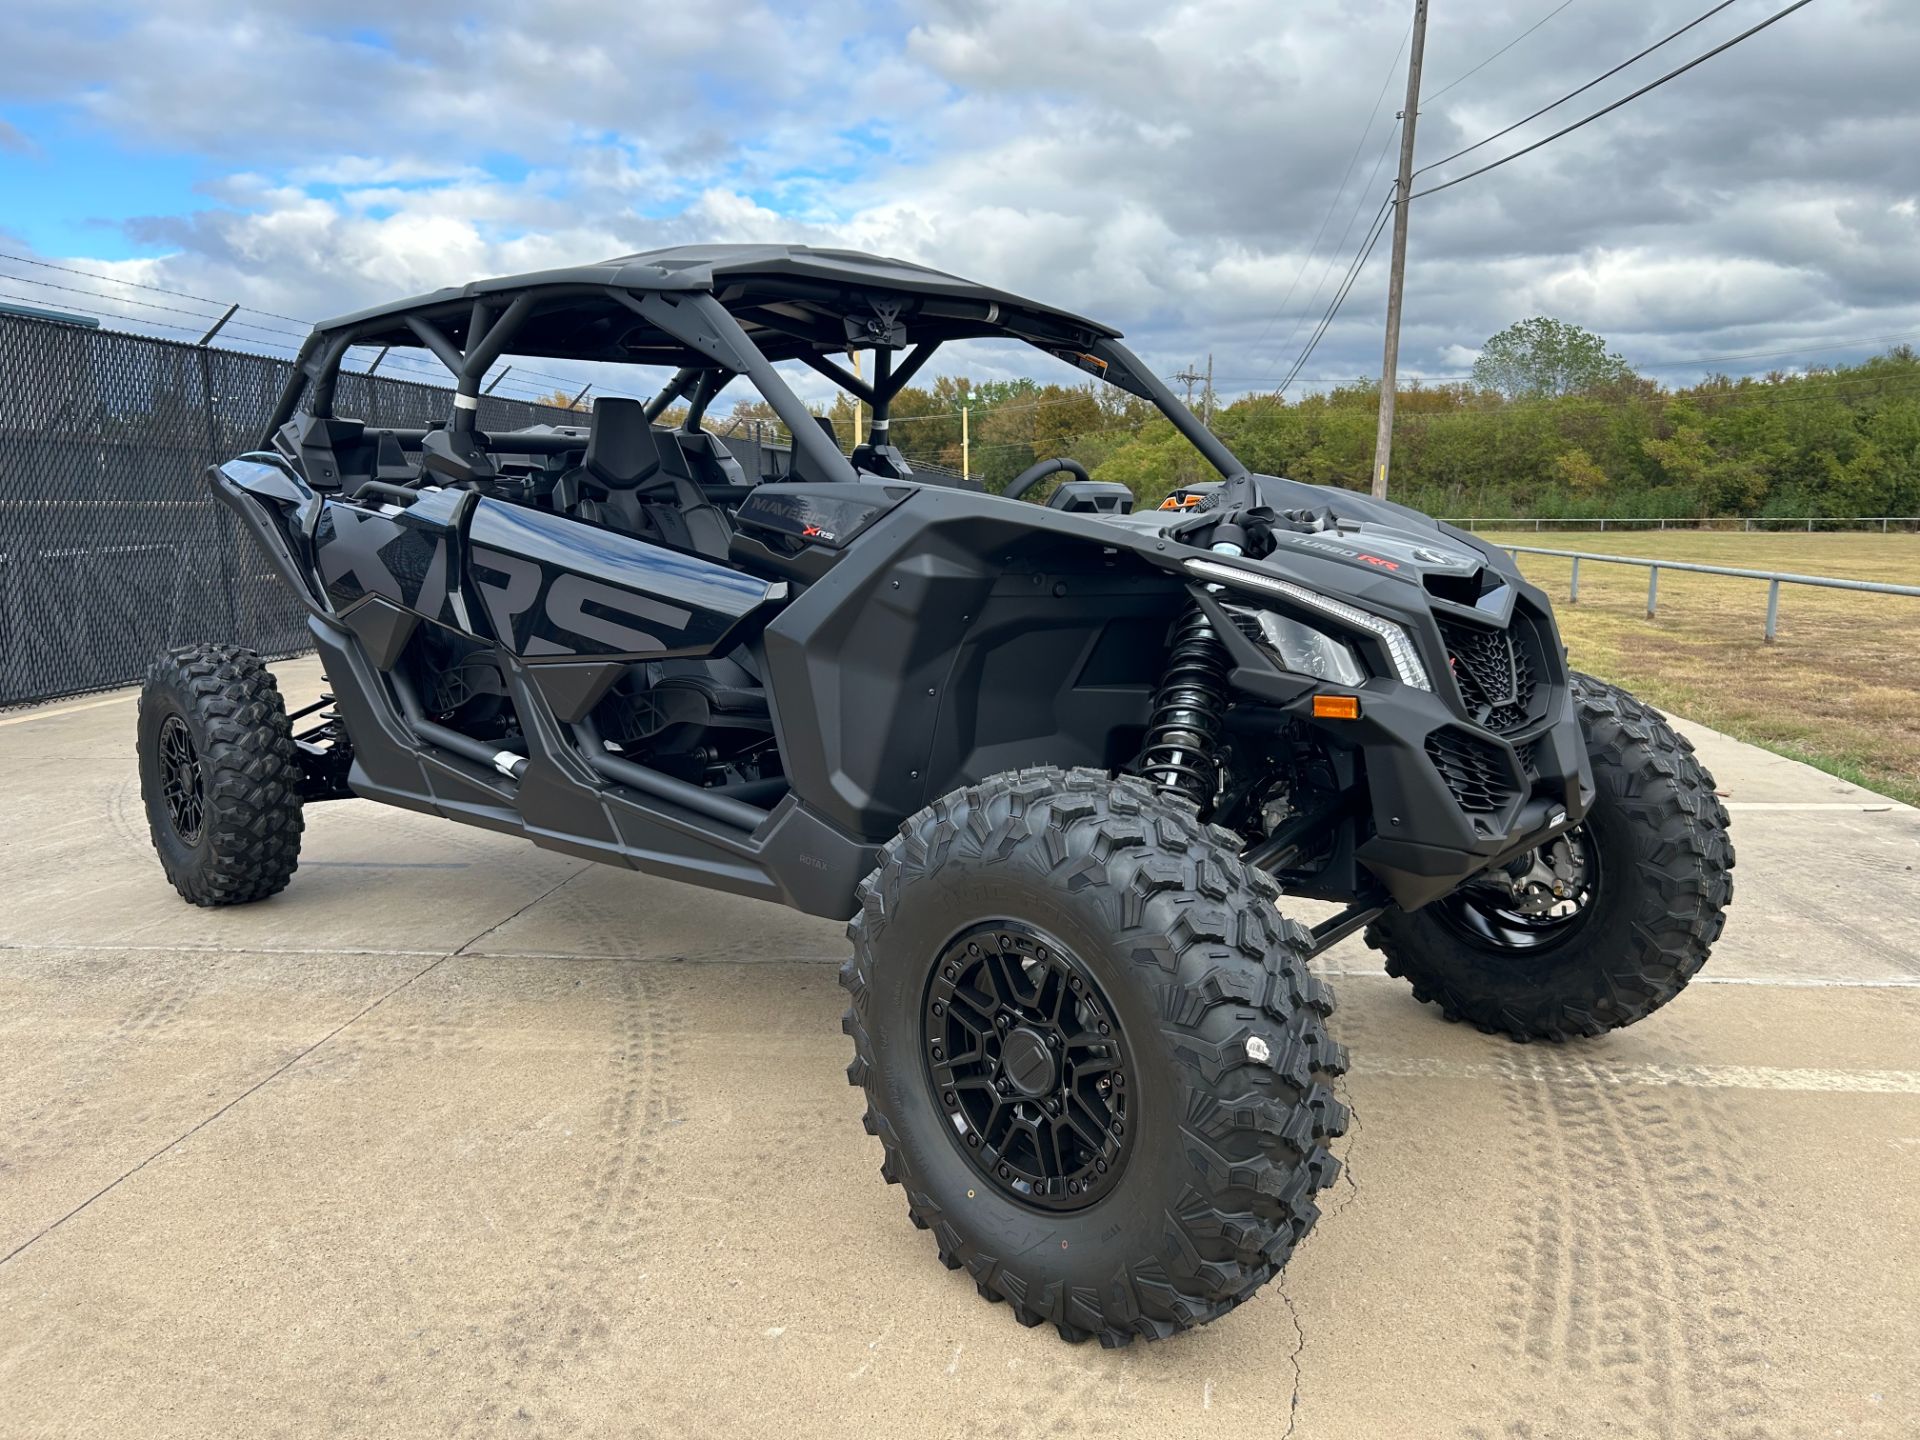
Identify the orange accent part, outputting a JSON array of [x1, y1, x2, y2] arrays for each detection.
[[1312, 695, 1361, 720]]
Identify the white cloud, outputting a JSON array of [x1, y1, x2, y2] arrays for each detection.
[[2, 0, 1914, 397]]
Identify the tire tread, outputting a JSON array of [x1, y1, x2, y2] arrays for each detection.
[[839, 766, 1345, 1346]]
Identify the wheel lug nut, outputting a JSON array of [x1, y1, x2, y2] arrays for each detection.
[[1097, 1022, 1110, 1036], [1095, 1159, 1108, 1173], [1068, 977, 1082, 992], [931, 1045, 944, 1061], [931, 1002, 944, 1016], [944, 1091, 956, 1107]]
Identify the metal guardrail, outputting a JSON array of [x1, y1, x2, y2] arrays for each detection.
[[1499, 545, 1920, 642], [1446, 515, 1920, 533]]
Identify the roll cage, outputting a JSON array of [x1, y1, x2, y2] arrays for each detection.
[[263, 244, 1248, 486]]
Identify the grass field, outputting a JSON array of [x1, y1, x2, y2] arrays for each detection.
[[1478, 531, 1920, 806]]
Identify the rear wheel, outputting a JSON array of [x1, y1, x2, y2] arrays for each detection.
[[1367, 673, 1733, 1041], [840, 768, 1348, 1345], [137, 644, 304, 906]]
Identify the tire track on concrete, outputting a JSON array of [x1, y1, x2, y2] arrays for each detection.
[[1469, 1048, 1793, 1440], [459, 961, 694, 1438], [104, 774, 150, 858], [0, 954, 208, 1189], [1, 864, 587, 1270]]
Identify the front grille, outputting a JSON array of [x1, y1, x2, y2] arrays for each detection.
[[1426, 727, 1522, 815], [1439, 618, 1536, 734]]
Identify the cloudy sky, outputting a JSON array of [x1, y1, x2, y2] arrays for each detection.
[[0, 0, 1912, 408]]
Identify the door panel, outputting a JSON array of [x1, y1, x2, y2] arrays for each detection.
[[464, 498, 781, 659]]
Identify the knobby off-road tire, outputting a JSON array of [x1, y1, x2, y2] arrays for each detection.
[[840, 767, 1348, 1346], [1367, 672, 1733, 1042], [137, 644, 304, 906]]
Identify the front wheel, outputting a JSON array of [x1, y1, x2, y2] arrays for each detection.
[[840, 768, 1348, 1346], [1366, 673, 1734, 1042]]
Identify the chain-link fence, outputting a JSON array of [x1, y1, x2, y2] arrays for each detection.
[[0, 312, 588, 708]]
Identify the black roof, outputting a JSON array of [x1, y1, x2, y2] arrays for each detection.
[[312, 243, 1121, 365]]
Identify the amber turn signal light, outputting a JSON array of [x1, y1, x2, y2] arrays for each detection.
[[1312, 694, 1361, 720]]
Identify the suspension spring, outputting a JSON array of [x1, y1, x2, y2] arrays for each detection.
[[1140, 604, 1231, 808]]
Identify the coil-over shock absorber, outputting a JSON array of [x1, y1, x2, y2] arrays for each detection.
[[1140, 603, 1231, 809]]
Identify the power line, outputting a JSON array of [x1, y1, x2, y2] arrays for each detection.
[[1417, 0, 1745, 177], [1413, 0, 1816, 200], [1275, 194, 1397, 396], [0, 287, 575, 405], [0, 248, 310, 324], [0, 246, 634, 400], [0, 269, 312, 344], [0, 289, 304, 355], [1425, 0, 1580, 103], [1245, 18, 1412, 362], [1261, 124, 1404, 386]]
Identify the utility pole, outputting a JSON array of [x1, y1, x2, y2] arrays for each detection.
[[1372, 0, 1429, 501], [962, 404, 971, 480], [849, 350, 864, 446], [1203, 352, 1214, 426], [1172, 363, 1205, 412]]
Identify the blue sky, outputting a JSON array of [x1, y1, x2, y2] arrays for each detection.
[[1, 0, 1914, 408]]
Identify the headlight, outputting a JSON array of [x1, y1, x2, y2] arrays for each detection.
[[1187, 557, 1433, 690], [1231, 605, 1366, 686]]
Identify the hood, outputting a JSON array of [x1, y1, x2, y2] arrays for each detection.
[[1102, 471, 1521, 616]]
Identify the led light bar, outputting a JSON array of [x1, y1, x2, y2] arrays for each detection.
[[1186, 558, 1433, 690]]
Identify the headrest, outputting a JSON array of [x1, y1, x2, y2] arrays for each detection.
[[673, 429, 747, 486], [585, 397, 660, 489]]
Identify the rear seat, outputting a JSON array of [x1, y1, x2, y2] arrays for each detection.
[[559, 397, 737, 564]]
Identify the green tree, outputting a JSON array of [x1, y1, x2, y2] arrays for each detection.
[[1471, 317, 1633, 399], [1551, 447, 1609, 496]]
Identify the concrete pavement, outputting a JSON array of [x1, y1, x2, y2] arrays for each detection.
[[2, 658, 1916, 1438]]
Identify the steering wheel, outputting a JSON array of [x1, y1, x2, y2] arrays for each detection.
[[1003, 457, 1091, 502]]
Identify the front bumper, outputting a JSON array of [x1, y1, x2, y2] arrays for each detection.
[[1201, 584, 1596, 911], [1331, 675, 1593, 910]]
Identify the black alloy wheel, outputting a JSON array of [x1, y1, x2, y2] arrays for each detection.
[[1365, 672, 1734, 1041], [1435, 824, 1602, 954], [157, 712, 207, 844], [924, 921, 1132, 1212]]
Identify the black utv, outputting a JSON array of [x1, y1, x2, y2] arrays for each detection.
[[137, 245, 1733, 1346]]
